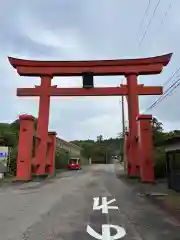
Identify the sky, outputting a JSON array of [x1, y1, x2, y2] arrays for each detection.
[[0, 0, 180, 141]]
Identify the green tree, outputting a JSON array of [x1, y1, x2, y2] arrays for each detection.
[[152, 117, 167, 146], [152, 117, 163, 132], [152, 118, 168, 178], [97, 135, 103, 142], [167, 130, 180, 138], [71, 137, 122, 163]]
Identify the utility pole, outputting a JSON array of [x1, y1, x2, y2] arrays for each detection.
[[105, 148, 108, 164], [121, 96, 125, 138], [121, 96, 126, 171]]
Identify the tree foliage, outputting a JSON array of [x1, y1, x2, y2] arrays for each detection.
[[151, 117, 180, 178], [0, 116, 178, 178], [71, 137, 123, 164]]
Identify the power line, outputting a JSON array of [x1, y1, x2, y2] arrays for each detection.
[[151, 3, 172, 43], [139, 0, 161, 47], [163, 67, 180, 88], [147, 78, 180, 110], [146, 76, 180, 111], [145, 67, 180, 111], [151, 79, 180, 107], [137, 0, 153, 38]]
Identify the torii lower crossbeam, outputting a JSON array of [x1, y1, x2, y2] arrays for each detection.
[[17, 86, 162, 97]]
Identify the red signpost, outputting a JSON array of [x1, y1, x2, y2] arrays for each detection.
[[9, 53, 172, 182]]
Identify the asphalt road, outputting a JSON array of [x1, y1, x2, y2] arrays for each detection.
[[0, 164, 180, 240]]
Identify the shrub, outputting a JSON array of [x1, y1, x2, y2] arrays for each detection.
[[8, 146, 18, 175], [55, 149, 69, 169], [154, 147, 167, 178]]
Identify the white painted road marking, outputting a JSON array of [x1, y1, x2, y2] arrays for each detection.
[[87, 224, 126, 240], [93, 197, 119, 214]]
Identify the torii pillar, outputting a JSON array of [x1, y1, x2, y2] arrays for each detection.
[[137, 114, 155, 183], [16, 114, 35, 181], [122, 83, 158, 177], [125, 75, 139, 176], [35, 76, 52, 175]]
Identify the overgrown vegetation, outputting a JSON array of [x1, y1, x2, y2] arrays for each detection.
[[71, 117, 180, 178], [0, 117, 178, 178], [55, 148, 70, 169], [152, 117, 180, 178]]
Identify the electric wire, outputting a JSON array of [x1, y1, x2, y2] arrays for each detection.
[[138, 2, 176, 113], [145, 2, 176, 112], [150, 79, 180, 107], [151, 3, 172, 43], [163, 68, 180, 88], [146, 76, 180, 111], [137, 0, 153, 38], [139, 0, 161, 47]]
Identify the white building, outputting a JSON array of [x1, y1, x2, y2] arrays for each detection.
[[56, 137, 82, 157]]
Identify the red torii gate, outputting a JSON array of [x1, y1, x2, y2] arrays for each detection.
[[8, 53, 172, 181]]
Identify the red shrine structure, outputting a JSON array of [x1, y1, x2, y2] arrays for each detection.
[[8, 53, 172, 182]]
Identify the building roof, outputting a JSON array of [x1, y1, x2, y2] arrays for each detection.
[[163, 136, 180, 146], [158, 136, 180, 152], [56, 137, 83, 150]]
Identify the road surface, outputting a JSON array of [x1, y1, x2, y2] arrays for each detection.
[[0, 164, 180, 239]]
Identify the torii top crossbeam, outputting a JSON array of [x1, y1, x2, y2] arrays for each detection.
[[8, 53, 172, 76]]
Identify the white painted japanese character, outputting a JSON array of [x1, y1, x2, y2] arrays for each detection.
[[86, 224, 126, 240], [93, 197, 119, 214]]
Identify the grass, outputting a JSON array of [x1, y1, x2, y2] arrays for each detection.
[[0, 175, 16, 185], [164, 190, 180, 210]]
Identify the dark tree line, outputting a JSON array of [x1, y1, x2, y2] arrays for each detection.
[[71, 117, 180, 178], [0, 117, 178, 177]]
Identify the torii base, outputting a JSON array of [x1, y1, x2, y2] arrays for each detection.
[[16, 114, 57, 181], [16, 114, 35, 181], [137, 114, 155, 183], [32, 174, 49, 181]]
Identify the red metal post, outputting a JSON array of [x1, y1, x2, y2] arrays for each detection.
[[16, 114, 34, 181], [126, 74, 139, 176], [47, 132, 57, 176], [137, 114, 155, 183], [35, 76, 52, 176]]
